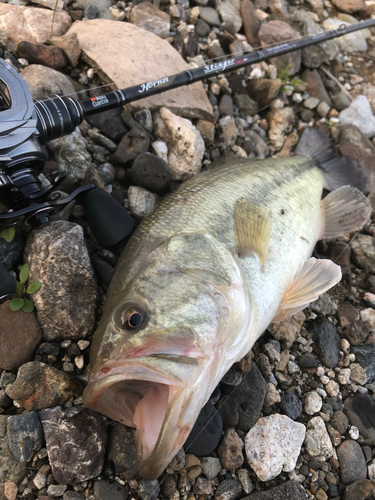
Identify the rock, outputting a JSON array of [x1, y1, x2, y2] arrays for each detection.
[[268, 107, 295, 150], [216, 0, 242, 34], [258, 21, 301, 75], [0, 233, 25, 271], [108, 425, 137, 474], [6, 361, 81, 411], [305, 416, 333, 460], [337, 440, 367, 485], [344, 395, 375, 441], [247, 79, 282, 110], [93, 480, 128, 500], [24, 221, 97, 341], [302, 69, 332, 106], [218, 429, 244, 469], [243, 131, 269, 157], [154, 107, 204, 181], [7, 412, 44, 463], [86, 110, 128, 144], [184, 401, 223, 456], [39, 406, 107, 485], [219, 94, 234, 118], [292, 10, 338, 68], [300, 352, 318, 369], [194, 477, 213, 495], [307, 317, 341, 368], [199, 7, 221, 26], [195, 18, 211, 37], [245, 480, 307, 499], [268, 312, 305, 348], [306, 0, 324, 16], [68, 20, 212, 121], [17, 41, 66, 70], [330, 410, 349, 435], [338, 302, 359, 328], [331, 0, 365, 13], [360, 309, 375, 330], [317, 101, 330, 117], [338, 124, 375, 192], [215, 479, 242, 500], [130, 3, 170, 39], [333, 92, 351, 111], [0, 418, 27, 485], [79, 0, 112, 19], [216, 396, 239, 428], [113, 112, 150, 165], [350, 363, 367, 385], [304, 97, 320, 110], [0, 4, 71, 52], [96, 163, 116, 185], [344, 479, 375, 500], [130, 153, 170, 195], [200, 457, 222, 479], [217, 116, 238, 147], [245, 414, 305, 481], [340, 96, 375, 139], [305, 391, 323, 415], [138, 479, 160, 500], [51, 32, 81, 68], [323, 19, 367, 52], [223, 363, 266, 432], [128, 186, 158, 220], [264, 383, 281, 406], [343, 321, 369, 346], [280, 393, 302, 420], [0, 302, 41, 371], [234, 94, 259, 118], [241, 0, 260, 45], [196, 120, 215, 145], [20, 64, 77, 101], [350, 235, 375, 268], [351, 345, 375, 384]]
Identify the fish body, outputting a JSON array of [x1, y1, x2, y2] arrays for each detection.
[[83, 129, 370, 479]]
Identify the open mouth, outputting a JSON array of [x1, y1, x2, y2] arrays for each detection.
[[83, 355, 202, 476]]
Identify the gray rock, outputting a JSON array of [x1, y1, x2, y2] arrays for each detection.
[[333, 92, 352, 111], [97, 163, 116, 185], [215, 479, 242, 500], [200, 457, 222, 479], [330, 410, 349, 435], [0, 233, 25, 270], [280, 393, 302, 420], [216, 0, 242, 34], [302, 69, 332, 107], [344, 395, 375, 441], [234, 94, 259, 118], [199, 6, 221, 26], [79, 0, 112, 19], [195, 19, 211, 37], [323, 19, 367, 52], [0, 416, 27, 485], [108, 425, 137, 474], [63, 492, 85, 500], [5, 361, 82, 411], [88, 130, 117, 153], [48, 484, 67, 497], [305, 391, 322, 415], [337, 440, 367, 485], [304, 416, 333, 460], [131, 152, 170, 195], [219, 94, 234, 117], [138, 479, 160, 500], [351, 345, 375, 383], [244, 480, 307, 499], [24, 221, 98, 341], [7, 412, 44, 462], [134, 109, 153, 133], [93, 480, 128, 500], [20, 64, 77, 101], [304, 97, 320, 109], [344, 479, 375, 500], [0, 372, 16, 389], [128, 186, 159, 220], [307, 317, 341, 368], [130, 3, 170, 39], [292, 10, 338, 68], [350, 234, 375, 269], [339, 96, 375, 139], [39, 406, 107, 485], [245, 414, 306, 481]]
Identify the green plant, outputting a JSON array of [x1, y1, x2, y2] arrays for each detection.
[[9, 264, 41, 313], [278, 62, 306, 92], [0, 227, 15, 243]]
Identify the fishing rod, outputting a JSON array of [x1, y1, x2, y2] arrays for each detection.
[[0, 17, 374, 255]]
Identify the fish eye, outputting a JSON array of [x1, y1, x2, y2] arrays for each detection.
[[121, 306, 147, 330]]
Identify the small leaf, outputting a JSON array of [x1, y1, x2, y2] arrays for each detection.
[[9, 298, 24, 311], [22, 298, 34, 313], [26, 281, 42, 294], [17, 281, 23, 294], [19, 264, 30, 284], [0, 227, 15, 243]]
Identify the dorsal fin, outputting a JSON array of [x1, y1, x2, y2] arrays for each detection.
[[234, 199, 271, 266], [272, 257, 341, 322], [294, 127, 368, 193]]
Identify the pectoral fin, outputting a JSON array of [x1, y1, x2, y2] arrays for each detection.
[[272, 257, 341, 322], [234, 199, 271, 266], [321, 185, 371, 239]]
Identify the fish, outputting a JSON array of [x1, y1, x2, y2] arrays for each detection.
[[82, 127, 371, 479]]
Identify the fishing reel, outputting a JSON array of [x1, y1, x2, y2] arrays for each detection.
[[0, 58, 134, 242]]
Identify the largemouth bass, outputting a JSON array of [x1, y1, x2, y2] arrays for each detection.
[[83, 128, 370, 479]]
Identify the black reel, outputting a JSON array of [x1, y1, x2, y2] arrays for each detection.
[[0, 58, 135, 298]]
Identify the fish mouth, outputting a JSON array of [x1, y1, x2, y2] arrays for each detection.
[[83, 354, 205, 479]]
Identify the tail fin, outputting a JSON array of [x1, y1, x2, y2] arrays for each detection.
[[294, 127, 368, 193]]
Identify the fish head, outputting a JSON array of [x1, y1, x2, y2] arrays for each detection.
[[83, 233, 248, 479]]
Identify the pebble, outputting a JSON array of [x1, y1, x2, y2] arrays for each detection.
[[245, 414, 305, 481], [218, 429, 244, 469], [351, 345, 375, 383], [93, 479, 128, 500], [194, 477, 213, 495], [317, 101, 330, 117], [344, 479, 375, 500], [39, 406, 107, 485], [138, 479, 160, 500], [344, 395, 375, 441], [242, 479, 307, 499], [330, 410, 349, 435], [200, 457, 222, 479], [6, 361, 81, 411], [305, 391, 323, 415], [130, 2, 170, 38], [339, 95, 375, 139], [304, 97, 320, 109], [215, 479, 243, 500], [237, 468, 254, 494], [308, 317, 341, 368], [216, 395, 239, 428], [280, 393, 302, 420], [264, 383, 281, 406], [128, 186, 159, 220], [0, 416, 27, 485], [268, 107, 295, 151], [337, 439, 367, 485], [305, 416, 333, 460], [184, 401, 223, 456], [47, 484, 67, 497], [350, 363, 367, 385], [7, 412, 44, 462], [326, 380, 340, 397], [131, 153, 170, 195], [199, 6, 221, 26], [107, 425, 137, 474]]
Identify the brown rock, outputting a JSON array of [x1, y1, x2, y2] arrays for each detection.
[[241, 0, 260, 45], [259, 21, 301, 75], [17, 41, 67, 70], [278, 130, 299, 157], [20, 64, 77, 100], [268, 311, 305, 348], [247, 78, 282, 110], [337, 440, 367, 485], [196, 120, 215, 145], [344, 479, 375, 500], [5, 361, 82, 411], [68, 19, 212, 121], [52, 32, 81, 67], [343, 321, 369, 346], [338, 303, 359, 328], [0, 302, 41, 371], [302, 69, 332, 107], [130, 2, 170, 39], [331, 0, 365, 13], [218, 428, 244, 469], [268, 106, 295, 151], [0, 4, 71, 52], [233, 350, 252, 373]]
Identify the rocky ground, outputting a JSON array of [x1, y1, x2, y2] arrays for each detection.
[[1, 0, 375, 499]]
